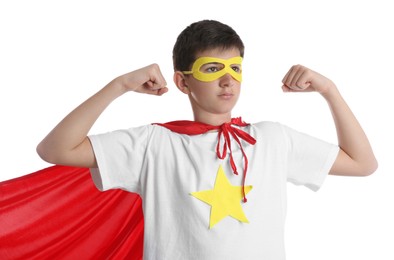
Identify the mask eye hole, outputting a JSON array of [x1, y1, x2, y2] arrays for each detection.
[[200, 63, 224, 73], [231, 64, 242, 73]]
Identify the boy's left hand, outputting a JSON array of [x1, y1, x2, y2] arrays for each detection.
[[281, 65, 335, 95]]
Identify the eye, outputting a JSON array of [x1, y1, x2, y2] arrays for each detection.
[[231, 65, 242, 73], [206, 66, 220, 73], [201, 63, 224, 73]]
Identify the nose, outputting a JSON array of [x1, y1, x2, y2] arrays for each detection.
[[219, 73, 235, 88]]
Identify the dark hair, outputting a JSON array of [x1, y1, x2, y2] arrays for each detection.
[[172, 20, 244, 71]]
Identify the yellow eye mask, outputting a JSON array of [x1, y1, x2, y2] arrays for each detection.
[[182, 56, 243, 82]]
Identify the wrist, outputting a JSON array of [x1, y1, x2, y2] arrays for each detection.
[[108, 76, 130, 96], [320, 81, 340, 101]]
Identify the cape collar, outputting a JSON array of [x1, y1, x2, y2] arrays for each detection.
[[153, 117, 256, 202]]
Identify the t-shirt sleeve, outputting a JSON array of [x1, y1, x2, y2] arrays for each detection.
[[88, 125, 151, 193], [281, 124, 339, 191]]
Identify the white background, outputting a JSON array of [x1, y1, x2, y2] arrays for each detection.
[[1, 0, 393, 259]]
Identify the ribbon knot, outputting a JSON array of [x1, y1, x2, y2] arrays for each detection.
[[153, 117, 256, 202], [215, 118, 256, 202]]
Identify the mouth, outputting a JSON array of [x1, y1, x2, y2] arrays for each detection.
[[218, 93, 234, 100]]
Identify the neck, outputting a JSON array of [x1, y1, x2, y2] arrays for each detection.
[[193, 112, 232, 126]]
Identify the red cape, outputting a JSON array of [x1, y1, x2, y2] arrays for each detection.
[[0, 165, 144, 259], [0, 118, 254, 259]]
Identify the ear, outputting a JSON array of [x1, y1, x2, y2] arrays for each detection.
[[173, 71, 190, 94]]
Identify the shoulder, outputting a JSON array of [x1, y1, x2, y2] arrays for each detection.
[[246, 121, 290, 148], [250, 121, 310, 138], [250, 121, 287, 136], [90, 124, 156, 146]]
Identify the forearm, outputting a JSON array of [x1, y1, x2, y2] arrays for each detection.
[[37, 79, 126, 167], [37, 64, 167, 167], [281, 65, 377, 176], [322, 84, 378, 176]]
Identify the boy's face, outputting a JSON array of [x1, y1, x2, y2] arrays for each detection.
[[178, 48, 242, 120]]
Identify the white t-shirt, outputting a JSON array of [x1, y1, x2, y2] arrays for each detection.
[[89, 121, 339, 260]]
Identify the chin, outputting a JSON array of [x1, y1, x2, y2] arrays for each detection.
[[211, 105, 237, 115]]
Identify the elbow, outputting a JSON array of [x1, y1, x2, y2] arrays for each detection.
[[332, 154, 379, 177], [359, 159, 378, 177], [36, 142, 56, 164], [367, 160, 379, 176], [36, 142, 49, 163]]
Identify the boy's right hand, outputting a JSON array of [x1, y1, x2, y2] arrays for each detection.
[[37, 63, 168, 168], [117, 64, 168, 96]]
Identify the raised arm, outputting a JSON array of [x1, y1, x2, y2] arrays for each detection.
[[281, 65, 378, 176], [36, 64, 168, 168]]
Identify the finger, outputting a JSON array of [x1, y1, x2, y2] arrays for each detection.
[[151, 64, 167, 88], [157, 86, 169, 96], [142, 80, 169, 95], [145, 80, 154, 88], [281, 85, 291, 92], [281, 84, 303, 93], [149, 86, 169, 96], [143, 74, 167, 92], [281, 66, 294, 85], [143, 85, 165, 95], [296, 71, 311, 90], [289, 66, 305, 88], [148, 80, 165, 90], [282, 65, 300, 87], [150, 75, 167, 89]]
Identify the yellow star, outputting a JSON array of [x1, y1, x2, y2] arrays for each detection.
[[191, 165, 253, 229]]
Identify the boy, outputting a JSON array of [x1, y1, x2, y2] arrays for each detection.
[[37, 20, 377, 259]]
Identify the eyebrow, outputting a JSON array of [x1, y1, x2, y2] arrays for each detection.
[[202, 62, 222, 65]]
